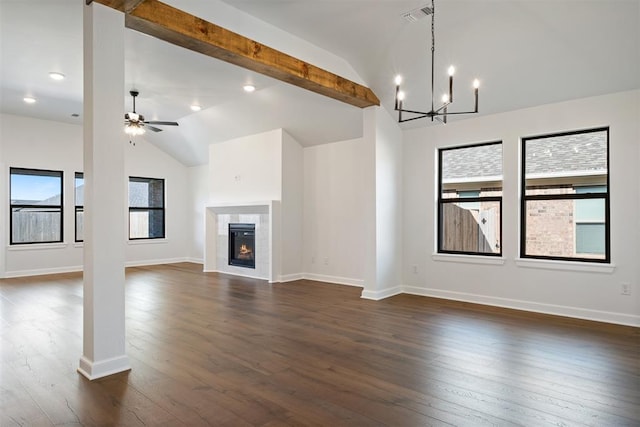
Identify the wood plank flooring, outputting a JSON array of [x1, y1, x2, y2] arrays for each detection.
[[1, 262, 638, 426]]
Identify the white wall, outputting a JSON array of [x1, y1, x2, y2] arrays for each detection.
[[187, 164, 208, 263], [124, 138, 190, 266], [373, 107, 403, 297], [303, 137, 367, 286], [402, 90, 640, 326], [209, 129, 282, 204], [1, 114, 84, 276], [0, 114, 191, 277], [280, 130, 303, 278]]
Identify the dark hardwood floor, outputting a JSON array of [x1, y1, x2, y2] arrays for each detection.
[[1, 262, 638, 426]]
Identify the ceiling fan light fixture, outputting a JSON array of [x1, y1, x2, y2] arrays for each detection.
[[49, 72, 65, 81], [125, 123, 146, 136]]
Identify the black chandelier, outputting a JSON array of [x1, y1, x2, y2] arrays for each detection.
[[394, 0, 479, 124]]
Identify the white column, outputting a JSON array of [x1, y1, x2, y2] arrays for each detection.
[[361, 106, 378, 298], [78, 1, 130, 380]]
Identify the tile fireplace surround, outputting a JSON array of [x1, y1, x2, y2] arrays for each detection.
[[204, 201, 280, 282]]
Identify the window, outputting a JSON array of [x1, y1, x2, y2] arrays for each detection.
[[129, 177, 165, 239], [438, 142, 503, 256], [521, 128, 609, 262], [75, 172, 84, 242], [10, 167, 63, 244]]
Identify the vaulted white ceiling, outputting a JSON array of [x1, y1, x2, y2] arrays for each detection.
[[1, 0, 638, 166]]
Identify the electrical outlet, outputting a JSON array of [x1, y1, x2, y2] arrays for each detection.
[[412, 265, 418, 274], [323, 257, 329, 266], [311, 256, 315, 264], [621, 282, 631, 296]]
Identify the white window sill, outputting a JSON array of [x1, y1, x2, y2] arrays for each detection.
[[127, 238, 168, 245], [8, 242, 68, 251], [432, 253, 506, 265], [515, 258, 615, 274], [74, 242, 84, 248]]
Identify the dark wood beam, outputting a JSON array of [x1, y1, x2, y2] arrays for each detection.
[[91, 0, 380, 108]]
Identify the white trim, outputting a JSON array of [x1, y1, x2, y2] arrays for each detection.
[[402, 286, 639, 327], [304, 273, 363, 287], [204, 269, 269, 282], [185, 257, 203, 265], [78, 354, 131, 381], [515, 258, 615, 273], [4, 265, 83, 278], [432, 253, 506, 265], [127, 238, 168, 245], [7, 242, 68, 251], [279, 273, 304, 282], [361, 286, 403, 301], [124, 257, 190, 267]]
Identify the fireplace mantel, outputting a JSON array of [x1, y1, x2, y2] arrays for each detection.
[[204, 201, 281, 283]]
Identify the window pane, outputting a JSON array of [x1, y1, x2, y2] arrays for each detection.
[[525, 130, 607, 195], [11, 207, 62, 243], [524, 199, 606, 260], [441, 143, 502, 195], [76, 208, 84, 242], [75, 172, 84, 206], [129, 209, 165, 239], [11, 170, 62, 204], [440, 201, 501, 254], [129, 178, 164, 208], [576, 223, 605, 255]]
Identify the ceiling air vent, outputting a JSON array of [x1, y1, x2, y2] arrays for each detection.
[[402, 5, 433, 22]]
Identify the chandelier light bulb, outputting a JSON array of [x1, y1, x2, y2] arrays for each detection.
[[473, 79, 480, 89], [442, 94, 449, 103], [448, 66, 455, 76], [397, 91, 405, 101], [394, 75, 403, 85]]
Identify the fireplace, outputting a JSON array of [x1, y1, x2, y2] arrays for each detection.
[[228, 223, 255, 268]]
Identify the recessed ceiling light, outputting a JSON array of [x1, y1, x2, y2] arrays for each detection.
[[49, 72, 65, 81], [23, 96, 36, 104], [243, 84, 256, 93], [190, 104, 202, 112]]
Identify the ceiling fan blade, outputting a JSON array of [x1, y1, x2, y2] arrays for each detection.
[[144, 124, 163, 132], [145, 121, 179, 126]]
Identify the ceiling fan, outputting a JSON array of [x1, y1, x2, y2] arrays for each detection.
[[124, 90, 179, 136]]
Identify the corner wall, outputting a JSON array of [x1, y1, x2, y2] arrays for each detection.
[[402, 90, 640, 326]]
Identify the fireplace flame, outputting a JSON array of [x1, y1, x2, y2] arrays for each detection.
[[238, 243, 253, 259]]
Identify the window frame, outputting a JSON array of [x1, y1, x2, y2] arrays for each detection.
[[9, 167, 64, 245], [128, 176, 166, 240], [437, 140, 503, 257], [520, 127, 610, 263], [75, 172, 84, 243]]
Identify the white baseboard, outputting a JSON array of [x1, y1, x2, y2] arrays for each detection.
[[361, 286, 403, 301], [185, 258, 203, 265], [303, 273, 363, 288], [78, 354, 131, 381], [125, 257, 191, 267], [279, 273, 305, 282], [3, 265, 83, 278], [402, 286, 640, 327]]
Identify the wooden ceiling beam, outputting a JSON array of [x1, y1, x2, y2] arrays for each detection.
[[89, 0, 380, 108]]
